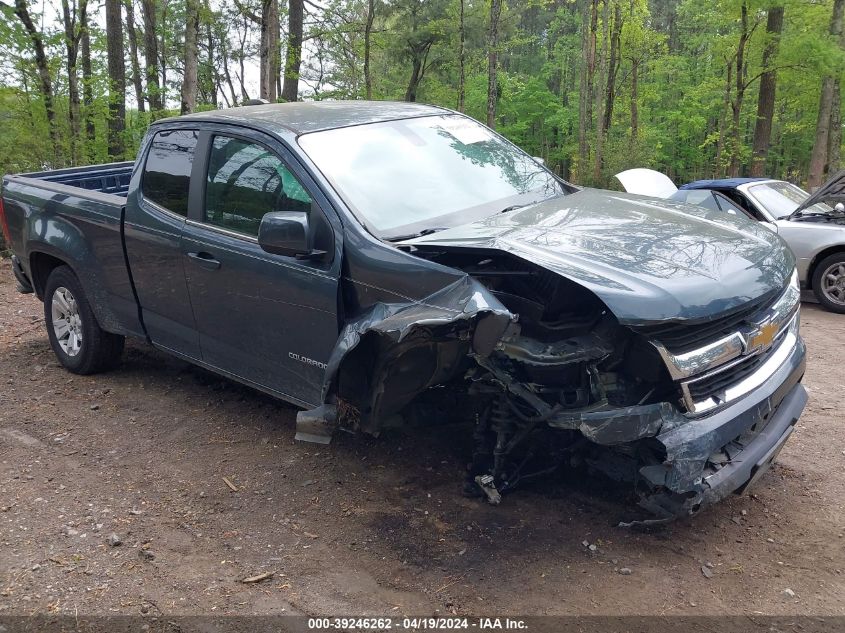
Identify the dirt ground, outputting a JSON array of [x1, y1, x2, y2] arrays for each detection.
[[1, 258, 843, 618]]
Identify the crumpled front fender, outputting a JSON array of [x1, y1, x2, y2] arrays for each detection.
[[295, 276, 514, 442]]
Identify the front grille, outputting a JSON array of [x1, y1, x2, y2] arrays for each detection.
[[685, 343, 778, 401], [632, 290, 778, 354]]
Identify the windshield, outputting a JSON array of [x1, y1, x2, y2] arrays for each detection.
[[298, 114, 567, 239], [748, 181, 832, 219]]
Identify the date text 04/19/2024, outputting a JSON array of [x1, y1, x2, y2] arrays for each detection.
[[307, 617, 528, 630]]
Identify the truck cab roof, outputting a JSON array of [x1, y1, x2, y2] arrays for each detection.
[[159, 101, 451, 137]]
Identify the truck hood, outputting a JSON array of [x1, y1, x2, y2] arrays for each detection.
[[405, 188, 794, 324]]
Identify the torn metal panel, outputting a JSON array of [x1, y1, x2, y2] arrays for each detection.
[[296, 275, 514, 440], [323, 275, 514, 399], [548, 402, 680, 446]]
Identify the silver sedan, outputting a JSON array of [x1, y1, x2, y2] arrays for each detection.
[[616, 169, 845, 313]]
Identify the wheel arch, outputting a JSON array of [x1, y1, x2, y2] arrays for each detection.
[[29, 250, 74, 300], [806, 245, 845, 290], [28, 247, 124, 334]]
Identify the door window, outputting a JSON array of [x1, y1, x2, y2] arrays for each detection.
[[714, 192, 755, 219], [141, 130, 199, 216], [205, 136, 312, 237]]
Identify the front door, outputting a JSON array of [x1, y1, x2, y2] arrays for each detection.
[[181, 129, 341, 406]]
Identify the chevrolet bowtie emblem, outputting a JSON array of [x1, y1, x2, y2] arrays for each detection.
[[747, 321, 779, 352]]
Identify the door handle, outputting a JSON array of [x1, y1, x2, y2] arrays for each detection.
[[187, 251, 221, 270]]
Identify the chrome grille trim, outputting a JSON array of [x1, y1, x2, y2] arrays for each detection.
[[651, 275, 800, 382], [681, 313, 799, 415]]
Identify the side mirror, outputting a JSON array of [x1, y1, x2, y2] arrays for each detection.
[[835, 202, 845, 213], [258, 211, 323, 259], [533, 156, 546, 166]]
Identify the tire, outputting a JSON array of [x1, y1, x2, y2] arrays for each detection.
[[43, 265, 125, 374], [812, 253, 845, 314]]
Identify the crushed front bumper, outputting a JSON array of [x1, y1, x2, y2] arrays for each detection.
[[639, 333, 807, 517], [549, 330, 807, 519]]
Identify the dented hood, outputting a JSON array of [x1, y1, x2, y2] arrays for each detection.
[[405, 188, 793, 324]]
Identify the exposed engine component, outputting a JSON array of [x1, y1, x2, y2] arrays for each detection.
[[416, 253, 683, 508]]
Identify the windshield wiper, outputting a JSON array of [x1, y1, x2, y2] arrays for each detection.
[[500, 204, 528, 213], [385, 227, 448, 242]]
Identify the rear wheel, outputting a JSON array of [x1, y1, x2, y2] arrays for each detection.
[[812, 254, 845, 314], [43, 266, 125, 374]]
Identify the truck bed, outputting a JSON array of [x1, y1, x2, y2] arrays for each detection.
[[14, 161, 135, 197]]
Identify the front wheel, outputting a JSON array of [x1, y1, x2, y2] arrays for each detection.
[[812, 254, 845, 314], [43, 265, 125, 374]]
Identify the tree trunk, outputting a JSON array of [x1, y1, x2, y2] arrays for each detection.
[[750, 6, 784, 177], [181, 0, 200, 114], [124, 0, 145, 112], [269, 0, 280, 99], [593, 0, 609, 183], [141, 0, 163, 110], [364, 0, 375, 99], [716, 60, 733, 175], [457, 0, 466, 111], [577, 1, 590, 181], [486, 0, 503, 128], [829, 80, 842, 174], [243, 0, 276, 100], [586, 0, 598, 134], [809, 0, 845, 188], [158, 2, 170, 106], [220, 33, 240, 106], [282, 0, 304, 102], [80, 10, 95, 151], [237, 14, 250, 102], [105, 0, 126, 158], [13, 0, 60, 161], [810, 78, 835, 187], [603, 2, 622, 136], [259, 1, 271, 99], [204, 21, 218, 107], [61, 0, 86, 165], [404, 43, 431, 102], [729, 2, 749, 178], [630, 57, 639, 145], [577, 0, 598, 181]]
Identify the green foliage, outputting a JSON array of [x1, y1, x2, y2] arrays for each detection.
[[1, 0, 842, 189]]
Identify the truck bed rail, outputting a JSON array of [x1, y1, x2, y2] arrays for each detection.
[[13, 161, 135, 197]]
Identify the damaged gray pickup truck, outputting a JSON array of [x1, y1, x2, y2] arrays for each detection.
[[1, 102, 807, 519]]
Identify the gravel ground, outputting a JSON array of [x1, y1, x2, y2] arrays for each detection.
[[1, 258, 843, 617]]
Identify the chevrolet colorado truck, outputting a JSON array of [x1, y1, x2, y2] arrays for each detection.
[[1, 102, 807, 519]]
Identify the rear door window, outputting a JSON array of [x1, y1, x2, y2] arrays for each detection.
[[141, 129, 199, 217]]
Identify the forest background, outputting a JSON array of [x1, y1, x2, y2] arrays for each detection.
[[1, 0, 844, 197]]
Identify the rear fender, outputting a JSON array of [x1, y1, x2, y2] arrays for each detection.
[[22, 205, 139, 337]]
